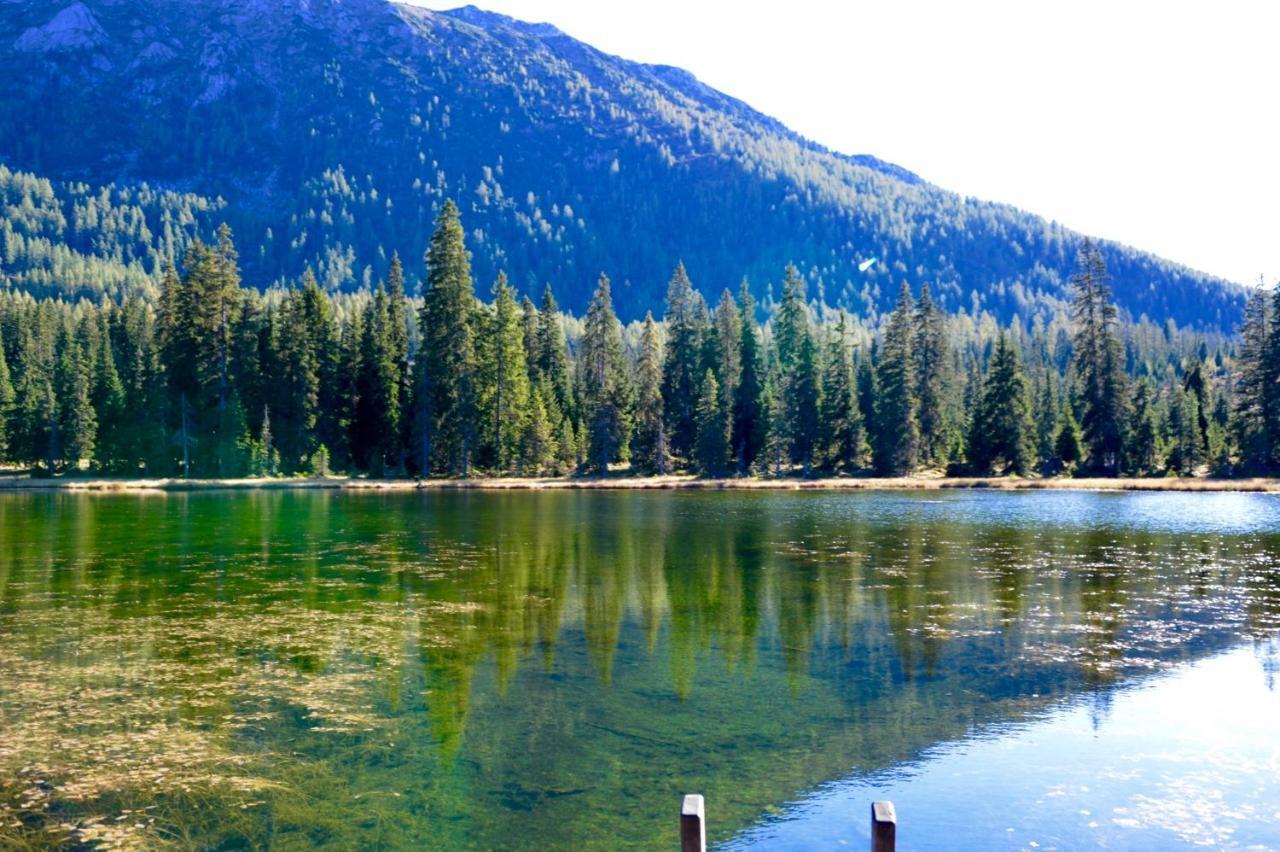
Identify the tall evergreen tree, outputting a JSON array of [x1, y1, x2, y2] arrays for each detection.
[[819, 312, 863, 470], [774, 264, 820, 470], [631, 312, 669, 474], [1069, 240, 1127, 473], [579, 274, 631, 474], [967, 334, 1035, 475], [732, 282, 765, 472], [417, 199, 477, 476], [873, 283, 919, 475], [352, 286, 399, 473], [1232, 288, 1271, 470], [694, 368, 729, 476], [54, 330, 96, 470], [536, 284, 574, 423], [661, 262, 707, 461], [481, 272, 530, 473], [913, 283, 950, 466], [0, 328, 12, 462], [1125, 379, 1160, 474]]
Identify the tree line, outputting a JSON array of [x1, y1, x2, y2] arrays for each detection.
[[0, 200, 1267, 480]]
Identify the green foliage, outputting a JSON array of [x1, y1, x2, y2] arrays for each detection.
[[579, 275, 631, 474], [873, 283, 919, 475], [967, 334, 1035, 475], [1070, 241, 1128, 474], [694, 369, 729, 476]]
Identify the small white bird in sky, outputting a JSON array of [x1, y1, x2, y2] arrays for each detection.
[[858, 257, 877, 272]]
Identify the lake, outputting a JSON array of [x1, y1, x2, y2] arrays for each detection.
[[1, 489, 1278, 849]]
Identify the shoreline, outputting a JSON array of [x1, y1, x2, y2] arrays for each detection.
[[2, 474, 1278, 494]]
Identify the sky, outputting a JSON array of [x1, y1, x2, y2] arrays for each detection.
[[406, 0, 1279, 288]]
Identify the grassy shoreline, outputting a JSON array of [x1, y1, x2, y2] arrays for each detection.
[[2, 474, 1279, 493]]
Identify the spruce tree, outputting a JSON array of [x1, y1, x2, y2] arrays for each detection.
[[967, 334, 1035, 475], [694, 368, 729, 476], [1055, 402, 1083, 469], [386, 252, 411, 470], [1234, 288, 1274, 471], [54, 331, 96, 471], [1126, 379, 1160, 474], [0, 329, 12, 461], [353, 288, 398, 473], [873, 283, 919, 475], [732, 282, 765, 472], [521, 387, 556, 475], [483, 272, 530, 473], [1069, 240, 1127, 473], [913, 283, 950, 466], [579, 275, 631, 474], [631, 312, 669, 474], [418, 199, 477, 476], [536, 284, 574, 423], [661, 262, 707, 461], [819, 312, 862, 470], [775, 265, 820, 470]]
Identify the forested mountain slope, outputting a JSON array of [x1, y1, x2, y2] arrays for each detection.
[[0, 0, 1246, 329]]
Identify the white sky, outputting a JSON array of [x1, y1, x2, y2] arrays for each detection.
[[406, 0, 1279, 287]]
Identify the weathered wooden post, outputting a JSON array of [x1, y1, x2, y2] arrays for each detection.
[[681, 793, 706, 852], [871, 800, 896, 852]]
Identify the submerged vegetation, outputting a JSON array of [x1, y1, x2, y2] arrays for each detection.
[[1, 490, 1278, 848], [0, 201, 1265, 484]]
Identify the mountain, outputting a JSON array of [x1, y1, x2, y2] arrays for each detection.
[[0, 0, 1247, 330]]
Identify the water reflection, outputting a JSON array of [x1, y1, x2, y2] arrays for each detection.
[[0, 490, 1277, 848]]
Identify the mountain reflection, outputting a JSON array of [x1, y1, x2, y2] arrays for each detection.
[[0, 490, 1278, 848]]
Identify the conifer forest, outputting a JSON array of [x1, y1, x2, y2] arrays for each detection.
[[0, 199, 1267, 483]]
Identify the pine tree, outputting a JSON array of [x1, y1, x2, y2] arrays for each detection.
[[873, 283, 919, 475], [661, 262, 707, 461], [579, 275, 631, 474], [1069, 240, 1127, 473], [732, 282, 765, 473], [913, 283, 950, 466], [694, 368, 728, 476], [819, 312, 862, 470], [631, 312, 669, 474], [967, 334, 1035, 475], [417, 199, 477, 476]]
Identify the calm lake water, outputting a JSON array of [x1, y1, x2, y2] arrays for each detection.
[[1, 490, 1278, 849]]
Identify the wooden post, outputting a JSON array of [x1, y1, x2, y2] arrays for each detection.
[[871, 800, 896, 852], [681, 794, 706, 852]]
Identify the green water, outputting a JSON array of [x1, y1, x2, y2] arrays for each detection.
[[1, 490, 1278, 849]]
